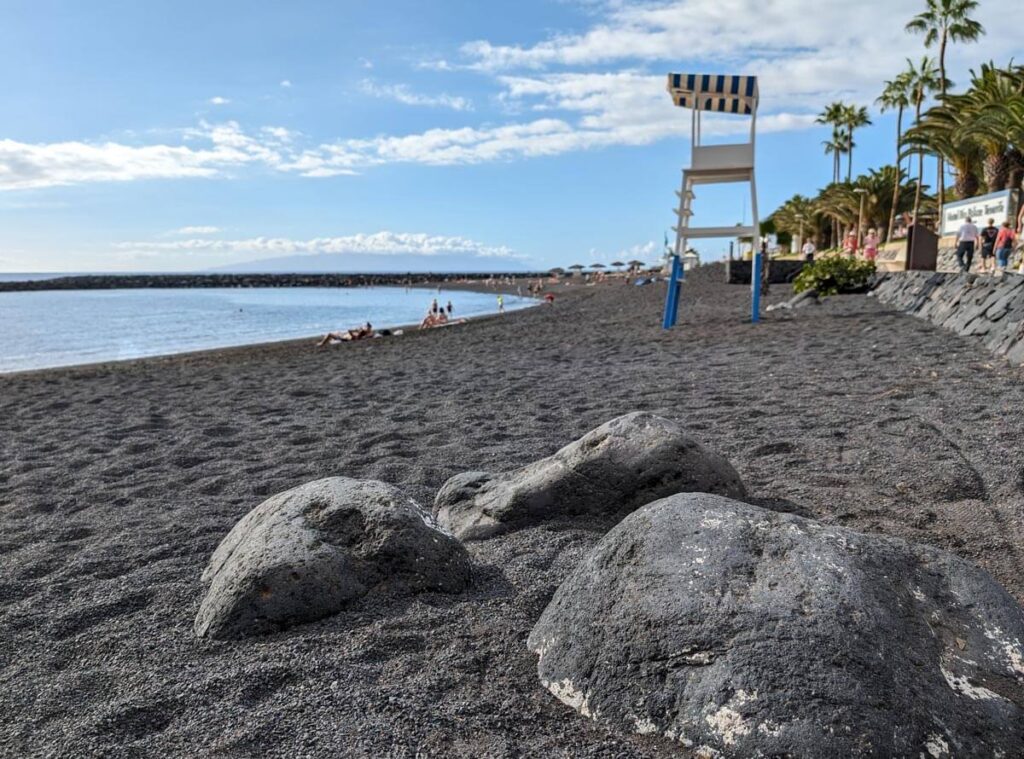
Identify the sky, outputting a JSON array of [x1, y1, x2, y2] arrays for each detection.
[[1, 0, 1020, 273]]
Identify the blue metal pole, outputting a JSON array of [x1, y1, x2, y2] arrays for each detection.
[[750, 250, 762, 323], [662, 254, 683, 329]]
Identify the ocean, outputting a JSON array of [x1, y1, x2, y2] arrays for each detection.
[[0, 286, 533, 372]]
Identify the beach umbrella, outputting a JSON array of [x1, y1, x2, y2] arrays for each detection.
[[590, 263, 607, 270], [568, 264, 585, 275], [627, 259, 645, 272], [610, 260, 625, 272], [548, 267, 565, 275]]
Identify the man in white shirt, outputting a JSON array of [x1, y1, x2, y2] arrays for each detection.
[[801, 240, 816, 262], [956, 217, 979, 272]]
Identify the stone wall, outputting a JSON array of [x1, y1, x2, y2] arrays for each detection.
[[0, 272, 550, 293], [937, 239, 1024, 273], [872, 271, 1024, 363], [726, 259, 805, 285]]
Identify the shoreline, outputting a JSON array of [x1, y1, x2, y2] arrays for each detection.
[[0, 271, 553, 293], [0, 278, 545, 378]]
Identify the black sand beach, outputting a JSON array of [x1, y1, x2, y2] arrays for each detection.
[[3, 265, 1024, 757]]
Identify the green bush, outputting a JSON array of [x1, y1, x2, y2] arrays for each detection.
[[793, 256, 876, 296]]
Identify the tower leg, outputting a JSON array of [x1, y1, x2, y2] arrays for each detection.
[[748, 171, 760, 323], [662, 254, 683, 329], [750, 249, 762, 324]]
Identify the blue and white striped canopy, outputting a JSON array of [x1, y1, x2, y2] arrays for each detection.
[[667, 73, 758, 115]]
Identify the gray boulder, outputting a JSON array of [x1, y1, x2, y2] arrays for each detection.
[[433, 412, 745, 541], [528, 493, 1024, 757], [195, 477, 471, 639]]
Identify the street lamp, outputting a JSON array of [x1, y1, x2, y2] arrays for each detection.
[[854, 188, 869, 249]]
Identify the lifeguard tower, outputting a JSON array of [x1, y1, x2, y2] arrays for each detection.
[[662, 73, 760, 327]]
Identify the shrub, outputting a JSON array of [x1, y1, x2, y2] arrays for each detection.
[[793, 256, 876, 296]]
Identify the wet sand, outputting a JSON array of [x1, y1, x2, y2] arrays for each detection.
[[2, 265, 1024, 757]]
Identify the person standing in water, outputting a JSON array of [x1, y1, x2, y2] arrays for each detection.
[[446, 300, 453, 316], [497, 294, 504, 313]]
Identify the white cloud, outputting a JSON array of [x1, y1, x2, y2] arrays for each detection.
[[115, 231, 521, 258], [173, 226, 220, 235], [0, 121, 284, 191], [358, 58, 374, 70], [260, 126, 297, 143], [279, 79, 292, 88], [208, 96, 231, 105], [3, 0, 1020, 194], [359, 80, 473, 111], [459, 0, 1021, 110]]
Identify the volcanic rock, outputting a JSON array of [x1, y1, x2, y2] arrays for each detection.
[[433, 412, 745, 541], [528, 492, 1024, 757], [195, 477, 471, 639]]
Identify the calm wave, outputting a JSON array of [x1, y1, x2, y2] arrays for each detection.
[[0, 286, 532, 372]]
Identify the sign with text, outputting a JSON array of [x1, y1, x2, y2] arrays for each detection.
[[875, 242, 907, 272], [941, 190, 1019, 236]]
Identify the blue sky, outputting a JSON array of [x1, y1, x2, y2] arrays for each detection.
[[1, 0, 1019, 272]]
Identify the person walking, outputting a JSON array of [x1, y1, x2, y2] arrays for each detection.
[[955, 216, 979, 272], [994, 222, 1017, 272], [801, 239, 816, 262], [843, 231, 858, 258], [979, 218, 1000, 274], [863, 229, 879, 261], [497, 294, 504, 313]]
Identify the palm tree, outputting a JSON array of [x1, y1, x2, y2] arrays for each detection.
[[817, 102, 848, 183], [842, 105, 872, 181], [852, 167, 920, 237], [822, 129, 849, 186], [904, 113, 983, 199], [877, 74, 913, 240], [906, 0, 985, 207], [952, 62, 1024, 191], [901, 56, 944, 227], [769, 194, 825, 248]]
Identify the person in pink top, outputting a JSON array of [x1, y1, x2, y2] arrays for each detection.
[[843, 231, 858, 258], [994, 222, 1017, 272], [863, 229, 879, 261]]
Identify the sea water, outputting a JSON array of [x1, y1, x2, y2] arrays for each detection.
[[0, 286, 533, 372]]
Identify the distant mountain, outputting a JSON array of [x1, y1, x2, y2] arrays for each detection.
[[208, 252, 534, 274]]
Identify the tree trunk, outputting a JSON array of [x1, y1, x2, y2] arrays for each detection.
[[847, 131, 853, 182], [1006, 148, 1024, 191], [938, 32, 948, 209], [983, 151, 1009, 193], [886, 105, 904, 243], [955, 169, 980, 200], [911, 98, 924, 230]]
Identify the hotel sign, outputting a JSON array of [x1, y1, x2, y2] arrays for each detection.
[[940, 190, 1019, 236]]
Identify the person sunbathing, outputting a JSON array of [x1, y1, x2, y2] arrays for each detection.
[[317, 322, 373, 346], [419, 311, 449, 329]]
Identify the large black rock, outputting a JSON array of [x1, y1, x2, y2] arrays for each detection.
[[528, 493, 1024, 757], [433, 412, 745, 541], [195, 477, 471, 639]]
